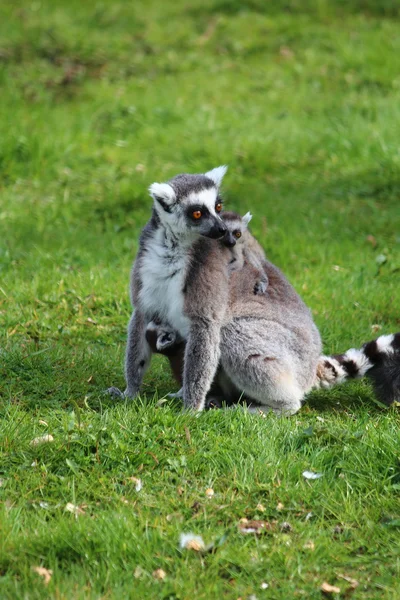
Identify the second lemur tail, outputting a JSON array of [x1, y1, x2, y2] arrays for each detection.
[[314, 333, 400, 406]]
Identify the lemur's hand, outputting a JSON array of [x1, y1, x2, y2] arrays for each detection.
[[106, 386, 126, 399]]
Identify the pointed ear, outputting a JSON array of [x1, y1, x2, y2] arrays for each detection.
[[149, 182, 176, 212], [204, 165, 228, 187], [242, 212, 253, 227]]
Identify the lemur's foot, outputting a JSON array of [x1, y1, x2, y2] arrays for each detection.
[[156, 331, 176, 351], [205, 396, 224, 410], [167, 387, 183, 399], [106, 386, 126, 399], [253, 279, 268, 295]]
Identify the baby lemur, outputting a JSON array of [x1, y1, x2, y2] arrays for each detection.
[[118, 166, 399, 413]]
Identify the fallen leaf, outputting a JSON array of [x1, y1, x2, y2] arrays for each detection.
[[321, 582, 341, 594], [303, 470, 323, 480], [366, 234, 377, 247], [64, 503, 85, 516], [32, 566, 52, 586], [152, 568, 166, 580], [280, 522, 292, 532], [205, 488, 214, 499], [276, 502, 284, 510], [260, 582, 269, 589], [30, 434, 54, 446], [134, 566, 144, 579], [238, 519, 273, 535], [256, 503, 265, 512], [129, 477, 142, 492], [38, 420, 48, 426], [337, 574, 359, 589], [303, 540, 315, 550], [371, 324, 381, 333], [0, 478, 4, 487], [179, 533, 205, 551]]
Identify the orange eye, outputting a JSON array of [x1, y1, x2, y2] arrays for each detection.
[[215, 203, 222, 213], [235, 231, 242, 239], [192, 210, 202, 220]]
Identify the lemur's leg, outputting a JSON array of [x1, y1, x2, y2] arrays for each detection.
[[220, 319, 314, 416], [182, 318, 221, 412], [124, 310, 152, 398]]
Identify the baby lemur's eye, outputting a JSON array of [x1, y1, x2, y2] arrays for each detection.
[[192, 210, 202, 220], [235, 231, 242, 239], [215, 202, 222, 213]]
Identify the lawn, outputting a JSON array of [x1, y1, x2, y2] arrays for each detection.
[[1, 0, 400, 598]]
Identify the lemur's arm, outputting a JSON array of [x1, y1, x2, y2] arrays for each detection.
[[182, 316, 222, 411], [182, 240, 230, 411]]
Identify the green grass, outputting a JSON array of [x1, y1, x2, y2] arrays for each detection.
[[1, 0, 400, 598]]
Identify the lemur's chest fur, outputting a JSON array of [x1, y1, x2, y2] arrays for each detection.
[[137, 229, 191, 338]]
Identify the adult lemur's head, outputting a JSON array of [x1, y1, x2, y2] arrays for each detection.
[[149, 166, 228, 239]]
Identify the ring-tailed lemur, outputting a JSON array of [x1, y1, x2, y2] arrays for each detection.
[[119, 166, 399, 413], [123, 167, 232, 406]]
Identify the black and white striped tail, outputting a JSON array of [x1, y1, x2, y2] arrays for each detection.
[[315, 333, 400, 405]]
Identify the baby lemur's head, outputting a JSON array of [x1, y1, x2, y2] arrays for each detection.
[[221, 211, 253, 247], [149, 166, 229, 240]]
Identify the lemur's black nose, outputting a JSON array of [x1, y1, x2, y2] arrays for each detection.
[[218, 224, 227, 235]]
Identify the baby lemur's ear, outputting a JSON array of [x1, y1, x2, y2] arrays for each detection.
[[149, 182, 176, 213], [204, 165, 228, 187], [242, 212, 253, 227]]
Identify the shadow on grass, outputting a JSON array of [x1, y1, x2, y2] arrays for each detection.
[[1, 341, 389, 417], [306, 380, 389, 414], [186, 0, 400, 19]]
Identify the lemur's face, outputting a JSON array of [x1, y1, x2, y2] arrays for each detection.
[[221, 211, 253, 248], [149, 166, 228, 239]]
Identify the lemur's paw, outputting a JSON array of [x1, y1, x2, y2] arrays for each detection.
[[156, 331, 176, 351], [205, 396, 224, 410], [253, 280, 268, 295], [106, 386, 126, 399], [167, 387, 183, 399]]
